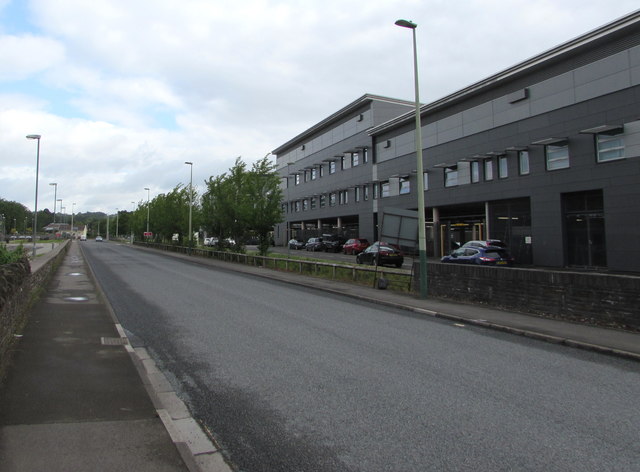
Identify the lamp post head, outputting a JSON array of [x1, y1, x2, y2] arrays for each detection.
[[26, 134, 41, 140], [50, 182, 57, 186], [184, 161, 193, 166], [395, 19, 417, 29]]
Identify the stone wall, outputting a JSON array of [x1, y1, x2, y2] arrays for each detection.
[[421, 263, 640, 331], [0, 244, 68, 380]]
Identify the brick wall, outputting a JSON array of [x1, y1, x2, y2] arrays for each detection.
[[421, 263, 640, 331]]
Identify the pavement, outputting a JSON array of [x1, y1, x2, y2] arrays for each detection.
[[1, 240, 639, 472]]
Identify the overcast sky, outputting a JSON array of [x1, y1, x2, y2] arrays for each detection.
[[1, 0, 638, 215]]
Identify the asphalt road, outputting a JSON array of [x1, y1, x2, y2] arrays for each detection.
[[82, 241, 640, 472]]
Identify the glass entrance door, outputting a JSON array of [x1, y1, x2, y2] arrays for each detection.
[[566, 212, 606, 267]]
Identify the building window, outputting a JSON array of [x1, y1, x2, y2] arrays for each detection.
[[329, 161, 336, 174], [518, 150, 530, 175], [546, 142, 570, 170], [302, 199, 308, 211], [311, 168, 317, 180], [310, 197, 316, 210], [341, 155, 347, 170], [330, 193, 336, 206], [319, 165, 324, 177], [294, 201, 301, 212], [498, 156, 508, 179], [352, 152, 359, 167], [363, 148, 369, 164], [596, 130, 624, 162], [320, 194, 326, 208], [445, 167, 458, 187], [423, 172, 429, 191], [355, 187, 360, 202], [363, 185, 369, 200], [381, 181, 390, 198], [471, 161, 480, 183], [373, 183, 379, 199], [304, 170, 309, 182], [484, 159, 493, 181], [399, 177, 410, 195]]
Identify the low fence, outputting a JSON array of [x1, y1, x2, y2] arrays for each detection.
[[135, 242, 640, 332], [134, 242, 414, 292]]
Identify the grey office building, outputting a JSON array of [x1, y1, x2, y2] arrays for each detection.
[[273, 10, 640, 273]]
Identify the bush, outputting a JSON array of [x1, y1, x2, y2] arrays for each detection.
[[0, 244, 26, 265]]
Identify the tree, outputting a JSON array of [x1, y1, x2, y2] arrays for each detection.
[[201, 156, 282, 255], [245, 156, 283, 255]]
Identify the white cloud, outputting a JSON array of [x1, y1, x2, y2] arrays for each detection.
[[1, 0, 638, 213]]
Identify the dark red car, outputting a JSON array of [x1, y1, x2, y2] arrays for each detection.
[[342, 238, 370, 255]]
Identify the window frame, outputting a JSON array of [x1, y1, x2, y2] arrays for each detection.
[[596, 130, 625, 163], [498, 155, 508, 179], [518, 150, 530, 175], [545, 142, 570, 171], [483, 159, 494, 181]]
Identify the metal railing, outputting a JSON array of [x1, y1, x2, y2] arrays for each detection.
[[134, 241, 415, 292]]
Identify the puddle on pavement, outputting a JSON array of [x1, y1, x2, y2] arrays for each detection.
[[67, 272, 84, 276], [64, 296, 89, 302]]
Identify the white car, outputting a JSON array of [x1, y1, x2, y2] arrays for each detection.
[[95, 236, 103, 242]]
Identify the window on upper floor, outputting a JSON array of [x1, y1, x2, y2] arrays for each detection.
[[352, 152, 359, 167], [319, 165, 324, 177], [329, 161, 336, 174], [294, 201, 301, 212], [363, 148, 369, 164], [320, 194, 326, 208], [373, 182, 379, 199], [546, 142, 570, 170], [596, 130, 625, 162], [423, 172, 429, 191], [484, 159, 494, 181], [518, 150, 530, 175], [381, 181, 390, 198], [302, 199, 308, 211], [363, 185, 369, 201], [311, 167, 317, 180], [399, 177, 410, 195], [445, 167, 458, 187], [330, 193, 337, 206], [355, 186, 360, 202], [310, 197, 316, 210], [498, 156, 508, 179], [471, 161, 480, 183]]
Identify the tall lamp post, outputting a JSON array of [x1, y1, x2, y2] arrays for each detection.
[[71, 202, 76, 238], [116, 208, 119, 238], [144, 187, 150, 236], [395, 19, 428, 298], [57, 199, 63, 225], [49, 182, 57, 222], [26, 134, 41, 258], [184, 161, 193, 246]]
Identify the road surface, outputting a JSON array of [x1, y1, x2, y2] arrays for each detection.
[[81, 241, 640, 472]]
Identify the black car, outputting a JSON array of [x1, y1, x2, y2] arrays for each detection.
[[305, 237, 325, 251], [288, 238, 306, 250], [441, 246, 514, 266], [355, 241, 404, 268], [323, 235, 347, 253]]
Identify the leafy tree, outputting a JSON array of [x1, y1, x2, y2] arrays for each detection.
[[202, 156, 282, 255]]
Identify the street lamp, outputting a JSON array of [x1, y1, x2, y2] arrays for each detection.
[[184, 161, 193, 246], [26, 134, 41, 258], [71, 203, 76, 238], [144, 187, 150, 235], [116, 207, 119, 239], [395, 19, 428, 298], [49, 183, 57, 223], [57, 199, 63, 225]]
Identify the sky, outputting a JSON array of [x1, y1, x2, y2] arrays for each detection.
[[1, 0, 639, 215]]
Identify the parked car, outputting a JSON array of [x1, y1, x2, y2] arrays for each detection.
[[441, 246, 514, 266], [305, 237, 325, 251], [461, 239, 507, 249], [355, 241, 404, 268], [343, 238, 370, 255], [323, 235, 347, 253], [288, 238, 306, 250], [204, 237, 218, 246]]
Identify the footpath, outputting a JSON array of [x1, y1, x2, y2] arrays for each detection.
[[0, 241, 230, 472], [1, 240, 638, 472]]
